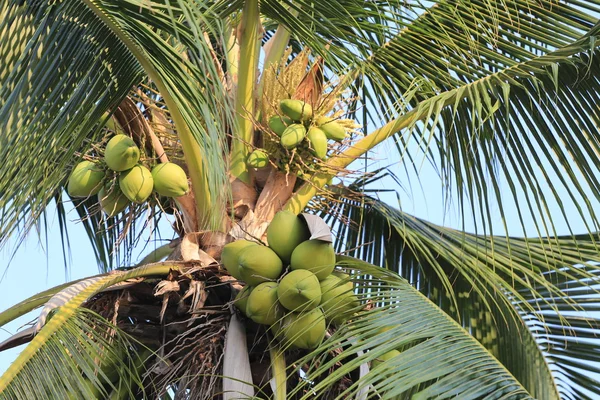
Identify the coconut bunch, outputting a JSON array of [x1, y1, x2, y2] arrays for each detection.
[[222, 210, 360, 350], [66, 133, 189, 217], [246, 99, 351, 171]]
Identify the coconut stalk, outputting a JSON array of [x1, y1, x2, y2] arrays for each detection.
[[230, 0, 261, 184]]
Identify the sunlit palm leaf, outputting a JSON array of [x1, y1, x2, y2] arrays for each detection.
[[318, 184, 600, 398], [291, 257, 536, 399]]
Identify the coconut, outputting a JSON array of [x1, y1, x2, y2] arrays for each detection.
[[280, 124, 307, 149], [98, 184, 129, 217], [319, 275, 359, 325], [238, 245, 283, 286], [268, 115, 293, 137], [281, 308, 326, 350], [151, 162, 189, 197], [277, 270, 321, 312], [307, 127, 328, 160], [316, 116, 347, 142], [247, 149, 270, 168], [67, 161, 105, 197], [371, 349, 401, 369], [104, 134, 140, 172], [266, 210, 310, 264], [221, 240, 257, 280], [119, 165, 154, 203], [234, 286, 253, 315], [280, 99, 313, 121], [290, 240, 336, 280], [246, 282, 283, 325]]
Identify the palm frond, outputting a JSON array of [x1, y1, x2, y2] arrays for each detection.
[[290, 257, 536, 399], [316, 185, 600, 398]]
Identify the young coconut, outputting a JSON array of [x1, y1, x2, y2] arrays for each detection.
[[320, 274, 359, 325], [246, 282, 283, 325], [277, 270, 322, 312], [268, 115, 293, 137], [238, 245, 283, 286], [234, 286, 253, 315], [221, 240, 257, 280], [290, 240, 336, 280], [67, 161, 105, 197], [371, 349, 401, 369], [266, 210, 310, 264], [316, 116, 347, 142], [104, 134, 140, 172], [98, 184, 130, 217], [151, 162, 189, 197], [307, 127, 328, 160], [119, 164, 154, 203], [247, 149, 270, 168], [280, 99, 313, 121], [281, 308, 326, 350], [280, 124, 307, 149]]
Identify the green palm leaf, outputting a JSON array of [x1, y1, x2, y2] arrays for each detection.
[[291, 257, 536, 399]]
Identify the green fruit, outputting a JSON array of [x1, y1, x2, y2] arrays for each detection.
[[247, 149, 270, 168], [290, 240, 336, 280], [320, 275, 359, 325], [280, 99, 313, 121], [281, 308, 326, 350], [98, 184, 129, 217], [277, 270, 321, 312], [246, 282, 283, 325], [151, 162, 189, 197], [372, 349, 401, 369], [234, 286, 253, 315], [267, 210, 310, 264], [316, 116, 347, 142], [104, 134, 140, 172], [268, 115, 293, 137], [119, 164, 154, 203], [280, 124, 307, 149], [221, 240, 257, 279], [67, 161, 105, 197], [307, 127, 328, 159], [238, 245, 283, 286]]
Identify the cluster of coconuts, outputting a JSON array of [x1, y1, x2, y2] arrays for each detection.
[[67, 134, 189, 216], [222, 210, 359, 350], [246, 99, 348, 169]]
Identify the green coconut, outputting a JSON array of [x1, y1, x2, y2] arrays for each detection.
[[277, 270, 322, 312], [234, 286, 253, 315], [371, 349, 401, 369], [104, 134, 140, 172], [221, 240, 257, 280], [320, 274, 359, 325], [238, 245, 283, 286], [280, 99, 313, 121], [281, 308, 326, 350], [316, 116, 347, 142], [98, 184, 129, 217], [290, 240, 336, 280], [266, 210, 310, 264], [280, 124, 307, 149], [151, 162, 189, 197], [67, 161, 105, 197], [119, 164, 154, 203], [307, 127, 328, 160], [247, 149, 270, 168], [246, 282, 283, 325], [268, 115, 293, 137]]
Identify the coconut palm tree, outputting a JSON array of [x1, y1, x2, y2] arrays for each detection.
[[2, 0, 600, 398]]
